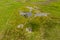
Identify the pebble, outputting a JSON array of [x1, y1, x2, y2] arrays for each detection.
[[17, 24, 24, 28], [26, 27, 32, 33]]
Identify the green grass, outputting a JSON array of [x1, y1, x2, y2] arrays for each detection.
[[39, 1, 60, 17], [0, 0, 60, 40]]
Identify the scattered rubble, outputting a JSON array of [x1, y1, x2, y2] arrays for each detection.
[[19, 6, 50, 18]]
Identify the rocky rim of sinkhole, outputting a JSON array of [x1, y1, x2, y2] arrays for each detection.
[[19, 6, 50, 18], [17, 6, 50, 33]]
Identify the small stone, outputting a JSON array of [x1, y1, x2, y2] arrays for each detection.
[[17, 24, 24, 28], [26, 28, 32, 33], [34, 13, 49, 17], [19, 11, 32, 18], [26, 12, 32, 18], [26, 6, 33, 10], [26, 6, 34, 12], [19, 11, 26, 16]]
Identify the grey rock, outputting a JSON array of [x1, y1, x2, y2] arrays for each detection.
[[19, 11, 32, 18]]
